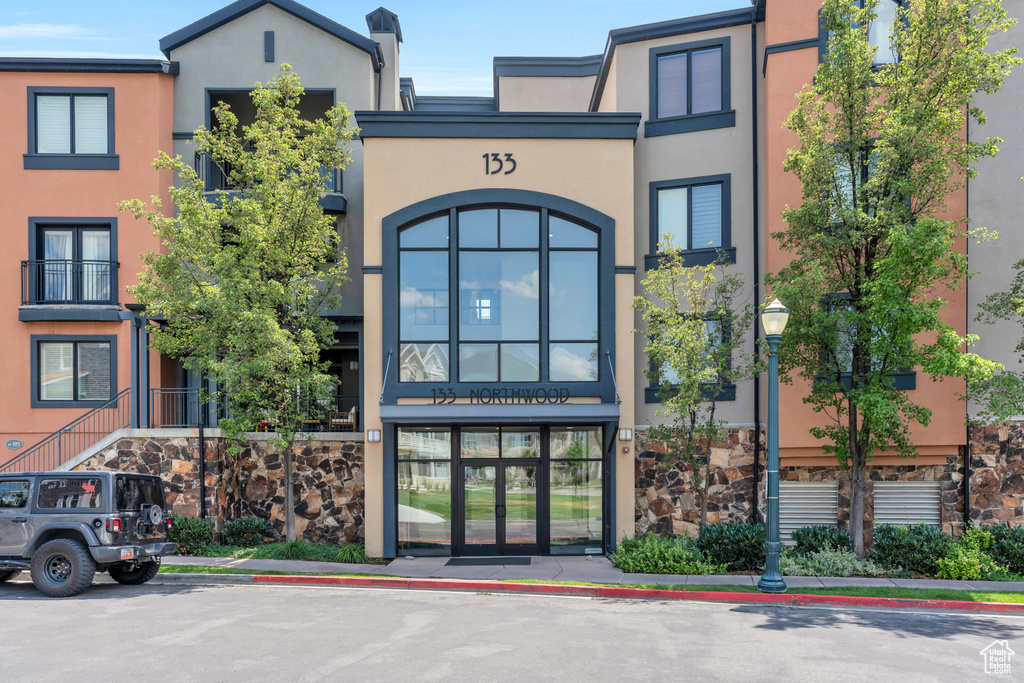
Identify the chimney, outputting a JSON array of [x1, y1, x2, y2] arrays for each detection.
[[366, 7, 402, 111]]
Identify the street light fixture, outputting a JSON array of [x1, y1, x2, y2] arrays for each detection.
[[758, 298, 789, 594]]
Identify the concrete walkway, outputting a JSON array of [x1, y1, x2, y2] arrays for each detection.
[[161, 555, 1024, 592]]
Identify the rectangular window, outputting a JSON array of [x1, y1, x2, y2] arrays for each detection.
[[37, 477, 103, 509], [33, 225, 114, 304], [0, 481, 30, 509], [33, 336, 115, 407], [34, 92, 110, 155], [397, 428, 452, 554], [650, 175, 730, 265], [549, 427, 603, 554], [656, 47, 723, 118], [399, 215, 450, 382]]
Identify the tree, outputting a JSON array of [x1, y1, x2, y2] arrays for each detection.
[[766, 0, 1017, 555], [974, 258, 1024, 427], [633, 245, 759, 526], [120, 65, 355, 541]]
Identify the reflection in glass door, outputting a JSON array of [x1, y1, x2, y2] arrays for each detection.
[[503, 464, 537, 550], [463, 465, 497, 550]]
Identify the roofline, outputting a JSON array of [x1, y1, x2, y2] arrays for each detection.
[[0, 58, 179, 74], [354, 111, 642, 140], [588, 6, 760, 112], [159, 0, 383, 71], [492, 55, 602, 107]]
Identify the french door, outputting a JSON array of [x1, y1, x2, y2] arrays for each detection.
[[460, 460, 539, 556]]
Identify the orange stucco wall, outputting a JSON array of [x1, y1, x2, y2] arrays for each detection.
[[0, 71, 173, 465], [763, 0, 968, 466]]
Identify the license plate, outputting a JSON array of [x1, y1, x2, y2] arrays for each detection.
[[119, 548, 135, 560]]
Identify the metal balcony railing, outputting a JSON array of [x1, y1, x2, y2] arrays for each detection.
[[150, 388, 360, 432], [21, 260, 119, 306], [194, 150, 341, 193]]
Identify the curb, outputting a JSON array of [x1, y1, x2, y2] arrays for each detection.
[[148, 573, 1024, 614]]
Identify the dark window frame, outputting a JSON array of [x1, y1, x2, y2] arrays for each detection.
[[644, 316, 736, 404], [26, 217, 119, 306], [0, 480, 31, 509], [646, 173, 734, 270], [383, 189, 617, 404], [25, 86, 118, 170], [818, 1, 904, 66], [646, 37, 735, 138], [30, 334, 118, 409]]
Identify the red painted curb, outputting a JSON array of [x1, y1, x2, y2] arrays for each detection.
[[248, 574, 1024, 613]]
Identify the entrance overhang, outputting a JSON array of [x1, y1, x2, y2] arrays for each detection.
[[380, 403, 619, 424]]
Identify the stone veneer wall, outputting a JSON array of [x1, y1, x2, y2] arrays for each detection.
[[634, 421, 1024, 543], [71, 431, 364, 544]]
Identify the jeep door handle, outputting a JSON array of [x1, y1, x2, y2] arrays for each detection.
[[11, 517, 27, 523]]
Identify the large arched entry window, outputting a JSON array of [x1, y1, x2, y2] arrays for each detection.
[[381, 189, 617, 404]]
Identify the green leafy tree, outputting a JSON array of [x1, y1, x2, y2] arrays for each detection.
[[974, 257, 1024, 426], [766, 0, 1017, 555], [633, 245, 759, 525], [120, 65, 355, 541]]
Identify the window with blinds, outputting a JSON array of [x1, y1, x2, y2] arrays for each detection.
[[656, 181, 724, 251], [655, 45, 724, 119], [38, 340, 112, 403], [35, 94, 108, 155]]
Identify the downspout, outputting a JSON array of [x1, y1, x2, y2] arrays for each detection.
[[750, 9, 763, 524]]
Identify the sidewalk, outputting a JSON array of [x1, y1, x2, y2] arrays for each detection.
[[162, 555, 1024, 592]]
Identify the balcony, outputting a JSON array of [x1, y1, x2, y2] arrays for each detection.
[[194, 151, 346, 214], [20, 260, 120, 321]]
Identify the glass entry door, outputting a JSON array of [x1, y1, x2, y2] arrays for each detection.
[[460, 460, 538, 556]]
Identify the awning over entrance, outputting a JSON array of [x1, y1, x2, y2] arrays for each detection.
[[380, 403, 619, 424]]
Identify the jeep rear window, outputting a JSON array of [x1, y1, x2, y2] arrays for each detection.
[[115, 476, 164, 511], [0, 481, 29, 508], [37, 478, 102, 509]]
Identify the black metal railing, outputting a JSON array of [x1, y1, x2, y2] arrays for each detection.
[[293, 394, 360, 432], [150, 388, 203, 428], [194, 151, 340, 193], [0, 388, 132, 473], [21, 260, 118, 305]]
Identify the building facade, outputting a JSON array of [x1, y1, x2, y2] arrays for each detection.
[[1, 0, 1021, 557]]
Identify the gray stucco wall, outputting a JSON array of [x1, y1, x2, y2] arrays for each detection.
[[968, 0, 1024, 418], [167, 3, 385, 318]]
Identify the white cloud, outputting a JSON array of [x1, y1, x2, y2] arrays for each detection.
[[0, 23, 97, 39]]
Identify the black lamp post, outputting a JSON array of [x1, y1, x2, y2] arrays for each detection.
[[758, 298, 789, 594]]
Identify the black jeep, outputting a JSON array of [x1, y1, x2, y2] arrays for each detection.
[[0, 472, 177, 597]]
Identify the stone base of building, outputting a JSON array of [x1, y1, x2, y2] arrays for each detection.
[[71, 432, 364, 545], [634, 422, 1024, 545]]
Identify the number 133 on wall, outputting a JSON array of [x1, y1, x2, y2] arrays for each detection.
[[483, 152, 516, 175]]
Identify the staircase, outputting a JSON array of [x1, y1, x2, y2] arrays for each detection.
[[0, 388, 132, 473]]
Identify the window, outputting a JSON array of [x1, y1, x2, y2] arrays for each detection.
[[647, 38, 734, 137], [645, 319, 736, 403], [647, 174, 733, 269], [549, 427, 603, 554], [37, 478, 102, 509], [819, 1, 902, 66], [26, 87, 117, 170], [31, 335, 117, 408], [29, 223, 115, 305], [398, 208, 601, 385], [397, 428, 452, 554], [817, 295, 915, 390], [0, 481, 30, 509]]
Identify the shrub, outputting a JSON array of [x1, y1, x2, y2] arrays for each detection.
[[695, 523, 766, 571], [612, 534, 726, 575], [224, 516, 273, 547], [781, 548, 890, 577], [168, 514, 214, 556], [277, 539, 307, 560], [791, 525, 851, 554], [870, 523, 954, 576], [987, 525, 1024, 575], [335, 543, 370, 564], [937, 527, 1005, 581]]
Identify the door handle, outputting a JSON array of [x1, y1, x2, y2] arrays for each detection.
[[11, 517, 27, 523]]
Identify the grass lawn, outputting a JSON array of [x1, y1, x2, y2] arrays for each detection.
[[157, 566, 1024, 604], [401, 488, 600, 521], [196, 542, 383, 564]]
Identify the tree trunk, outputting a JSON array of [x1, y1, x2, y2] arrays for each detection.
[[849, 463, 866, 557], [283, 441, 297, 542]]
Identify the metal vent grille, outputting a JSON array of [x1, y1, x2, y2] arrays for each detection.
[[873, 481, 942, 527], [779, 481, 839, 545]]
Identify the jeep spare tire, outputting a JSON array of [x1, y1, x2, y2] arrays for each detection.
[[147, 505, 163, 525], [0, 570, 21, 582], [109, 557, 161, 585], [30, 539, 96, 598]]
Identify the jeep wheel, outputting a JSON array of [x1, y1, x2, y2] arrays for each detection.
[[109, 558, 161, 585], [0, 570, 21, 582], [30, 539, 96, 598]]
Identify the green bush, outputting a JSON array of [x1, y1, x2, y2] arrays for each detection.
[[781, 548, 890, 577], [870, 523, 954, 576], [791, 525, 851, 554], [335, 543, 370, 564], [223, 516, 273, 547], [987, 525, 1024, 575], [937, 527, 1005, 581], [199, 541, 375, 564], [694, 523, 766, 571], [168, 515, 214, 556], [611, 534, 726, 575]]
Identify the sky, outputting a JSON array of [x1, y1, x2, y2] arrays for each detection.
[[0, 0, 750, 95]]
